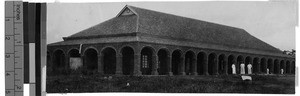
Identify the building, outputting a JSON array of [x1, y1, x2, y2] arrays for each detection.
[[47, 5, 295, 76]]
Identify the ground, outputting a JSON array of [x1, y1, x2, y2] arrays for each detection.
[[46, 74, 295, 94]]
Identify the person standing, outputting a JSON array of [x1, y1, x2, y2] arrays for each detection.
[[232, 64, 236, 74], [240, 62, 245, 74], [247, 63, 252, 74]]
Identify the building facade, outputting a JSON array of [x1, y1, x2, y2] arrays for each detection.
[[47, 5, 295, 76]]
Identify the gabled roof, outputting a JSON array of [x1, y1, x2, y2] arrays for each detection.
[[50, 5, 288, 57]]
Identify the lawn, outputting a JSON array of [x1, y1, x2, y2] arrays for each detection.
[[46, 74, 295, 94]]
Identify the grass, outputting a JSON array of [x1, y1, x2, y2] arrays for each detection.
[[46, 74, 295, 94]]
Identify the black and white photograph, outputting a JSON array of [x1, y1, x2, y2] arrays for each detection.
[[45, 0, 296, 94]]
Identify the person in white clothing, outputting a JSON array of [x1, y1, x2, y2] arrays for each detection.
[[281, 69, 284, 74], [231, 64, 236, 74], [247, 63, 252, 74], [267, 68, 270, 74], [240, 62, 245, 74]]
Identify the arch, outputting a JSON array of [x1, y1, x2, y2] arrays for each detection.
[[83, 46, 99, 55], [53, 49, 66, 74], [68, 49, 81, 70], [101, 47, 116, 74], [237, 55, 244, 74], [84, 48, 98, 71], [280, 60, 285, 74], [267, 59, 273, 74], [286, 61, 291, 74], [197, 52, 207, 75], [140, 47, 155, 75], [208, 53, 217, 75], [245, 56, 252, 74], [157, 48, 170, 75], [253, 57, 259, 74], [218, 54, 226, 75], [185, 50, 196, 75], [274, 59, 280, 74], [121, 46, 135, 75], [260, 58, 267, 73], [172, 50, 182, 75], [227, 55, 235, 74]]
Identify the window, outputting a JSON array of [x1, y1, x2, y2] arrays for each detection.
[[142, 55, 148, 68]]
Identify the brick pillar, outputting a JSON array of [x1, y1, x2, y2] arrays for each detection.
[[269, 60, 274, 74], [167, 55, 173, 75], [116, 53, 123, 75], [203, 56, 209, 75], [180, 56, 186, 75], [98, 54, 104, 74], [257, 59, 261, 74], [213, 58, 219, 75], [151, 54, 159, 75], [192, 58, 198, 75], [133, 53, 142, 76], [224, 57, 228, 75]]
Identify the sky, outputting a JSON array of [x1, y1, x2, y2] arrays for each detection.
[[47, 1, 297, 51]]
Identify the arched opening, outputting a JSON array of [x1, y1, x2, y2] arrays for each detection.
[[68, 49, 81, 70], [172, 50, 181, 75], [218, 54, 226, 75], [197, 52, 206, 75], [237, 55, 244, 74], [140, 47, 154, 75], [253, 57, 259, 74], [267, 59, 273, 74], [185, 51, 195, 75], [53, 49, 65, 74], [274, 59, 279, 74], [286, 61, 291, 74], [102, 47, 116, 74], [280, 60, 285, 74], [208, 53, 217, 75], [84, 48, 98, 72], [261, 58, 267, 73], [227, 55, 235, 74], [292, 61, 295, 74], [121, 46, 134, 75], [245, 56, 252, 74], [157, 49, 169, 75]]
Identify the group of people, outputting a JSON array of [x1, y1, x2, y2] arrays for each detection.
[[231, 63, 285, 75], [231, 62, 252, 74]]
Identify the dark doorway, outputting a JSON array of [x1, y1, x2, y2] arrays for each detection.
[[102, 47, 116, 74], [197, 52, 206, 75], [208, 53, 216, 75], [227, 55, 235, 74], [172, 50, 181, 75], [53, 50, 65, 73], [185, 51, 195, 75], [158, 49, 169, 75], [121, 46, 134, 75], [261, 58, 267, 73], [218, 54, 225, 74], [84, 48, 98, 71]]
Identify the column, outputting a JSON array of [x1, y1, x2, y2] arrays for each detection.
[[257, 59, 261, 74], [179, 56, 186, 75], [98, 54, 104, 74], [167, 55, 173, 76], [115, 53, 123, 75], [203, 56, 209, 75], [269, 60, 274, 74], [213, 58, 219, 75], [133, 53, 142, 76], [192, 58, 198, 75], [151, 54, 159, 75], [224, 57, 228, 75]]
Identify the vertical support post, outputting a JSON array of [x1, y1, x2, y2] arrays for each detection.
[[151, 54, 159, 75], [116, 53, 123, 75], [133, 53, 142, 76], [192, 58, 198, 75], [167, 55, 173, 75], [98, 54, 104, 74], [203, 56, 209, 75], [180, 56, 186, 75], [213, 58, 219, 75]]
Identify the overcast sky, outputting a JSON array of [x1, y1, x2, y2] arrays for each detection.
[[47, 1, 297, 51]]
